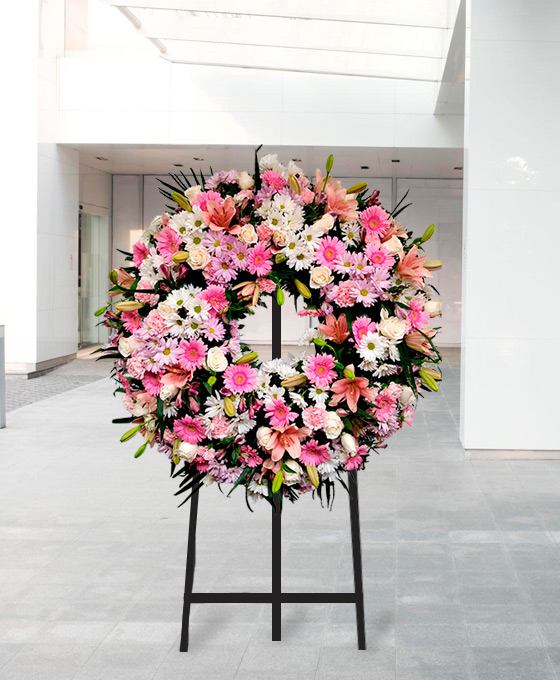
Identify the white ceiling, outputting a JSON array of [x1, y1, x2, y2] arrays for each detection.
[[73, 144, 464, 179]]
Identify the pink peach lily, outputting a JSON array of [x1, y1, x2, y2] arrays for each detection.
[[203, 196, 239, 234], [329, 368, 376, 413], [396, 245, 433, 286], [404, 328, 437, 357], [264, 425, 312, 462], [317, 313, 350, 344]]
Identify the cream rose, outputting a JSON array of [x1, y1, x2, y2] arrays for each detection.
[[309, 266, 334, 289], [324, 411, 343, 440], [256, 426, 273, 448], [157, 301, 175, 318], [206, 346, 228, 373], [283, 459, 303, 486], [424, 300, 442, 318], [378, 313, 407, 341], [238, 171, 255, 190], [383, 235, 405, 257], [314, 214, 335, 234], [185, 185, 202, 201], [341, 432, 357, 455], [176, 441, 198, 462], [118, 336, 132, 357], [238, 223, 258, 245], [399, 385, 416, 408], [188, 245, 211, 270], [160, 384, 179, 401]]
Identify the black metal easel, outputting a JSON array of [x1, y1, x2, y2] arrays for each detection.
[[180, 299, 366, 651]]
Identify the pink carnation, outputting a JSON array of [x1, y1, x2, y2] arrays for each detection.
[[316, 236, 345, 268], [301, 188, 315, 205], [257, 277, 277, 294], [210, 415, 231, 439], [299, 440, 331, 465], [302, 405, 329, 430], [264, 398, 298, 428], [305, 354, 337, 388], [135, 279, 159, 307], [360, 206, 391, 239], [177, 338, 207, 371], [223, 364, 258, 394], [262, 170, 287, 191], [174, 415, 207, 444], [334, 280, 357, 307], [127, 356, 146, 380], [256, 223, 273, 243], [144, 310, 168, 336]]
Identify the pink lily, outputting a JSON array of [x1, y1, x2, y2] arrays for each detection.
[[265, 425, 312, 462]]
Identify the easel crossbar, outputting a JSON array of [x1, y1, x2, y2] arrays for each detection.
[[185, 592, 359, 604]]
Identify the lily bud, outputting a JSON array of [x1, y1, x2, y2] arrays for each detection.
[[421, 366, 442, 381], [288, 174, 301, 195], [172, 454, 180, 465], [346, 181, 368, 195], [120, 424, 143, 442], [280, 374, 307, 388], [424, 260, 442, 271], [276, 287, 285, 306], [251, 284, 260, 307], [236, 352, 258, 365], [326, 154, 334, 174], [94, 306, 108, 317], [306, 464, 319, 488], [207, 375, 217, 386], [171, 191, 192, 212], [419, 369, 439, 391], [115, 300, 144, 312], [171, 251, 190, 263], [343, 367, 356, 380], [108, 270, 118, 284], [223, 395, 236, 417], [275, 253, 287, 264], [421, 224, 435, 242], [134, 442, 147, 458], [294, 279, 312, 299], [272, 469, 284, 494]]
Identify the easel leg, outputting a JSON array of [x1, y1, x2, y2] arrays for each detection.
[[348, 471, 366, 650], [180, 487, 200, 652], [271, 492, 282, 641]]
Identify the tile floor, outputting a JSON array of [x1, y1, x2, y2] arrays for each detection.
[[2, 348, 560, 679]]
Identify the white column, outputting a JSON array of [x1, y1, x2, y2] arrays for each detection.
[[461, 0, 560, 451]]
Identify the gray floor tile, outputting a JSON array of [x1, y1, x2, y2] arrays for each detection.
[[472, 647, 558, 680]]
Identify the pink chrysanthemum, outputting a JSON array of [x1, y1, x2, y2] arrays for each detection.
[[121, 310, 142, 333], [302, 405, 329, 430], [201, 319, 226, 342], [240, 445, 263, 468], [262, 169, 287, 191], [264, 398, 298, 428], [247, 243, 273, 277], [352, 316, 376, 342], [300, 440, 331, 466], [153, 338, 179, 368], [199, 285, 228, 313], [360, 206, 391, 239], [353, 281, 378, 307], [365, 242, 395, 271], [305, 354, 337, 388], [223, 364, 258, 394], [177, 338, 207, 371], [315, 236, 345, 268], [174, 415, 207, 444], [154, 226, 183, 262]]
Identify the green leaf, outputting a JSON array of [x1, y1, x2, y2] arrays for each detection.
[[272, 469, 284, 493]]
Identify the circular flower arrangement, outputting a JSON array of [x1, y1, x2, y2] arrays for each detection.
[[99, 153, 443, 508]]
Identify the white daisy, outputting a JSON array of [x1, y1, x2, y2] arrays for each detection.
[[373, 363, 399, 378], [184, 319, 204, 337], [359, 358, 378, 373], [256, 370, 271, 397], [387, 340, 400, 362], [232, 412, 257, 435], [184, 228, 206, 249], [139, 249, 165, 285], [204, 395, 224, 418], [358, 331, 389, 363], [301, 225, 322, 250], [167, 316, 189, 338], [185, 297, 211, 323], [287, 247, 314, 271], [341, 221, 360, 247], [167, 288, 190, 311], [289, 391, 307, 409], [264, 385, 286, 403], [308, 386, 330, 404], [266, 210, 288, 231], [168, 211, 191, 238], [259, 153, 286, 174], [298, 327, 321, 346], [183, 207, 206, 232], [140, 215, 165, 243], [248, 479, 269, 498], [272, 193, 297, 214], [282, 234, 304, 257]]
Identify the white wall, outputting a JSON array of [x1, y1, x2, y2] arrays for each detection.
[[461, 0, 560, 451], [58, 57, 463, 149], [80, 164, 112, 217], [396, 179, 462, 345]]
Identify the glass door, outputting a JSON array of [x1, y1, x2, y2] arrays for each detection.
[[79, 213, 110, 347]]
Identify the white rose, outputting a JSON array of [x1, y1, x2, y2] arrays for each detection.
[[309, 266, 334, 289], [256, 426, 273, 448], [177, 441, 198, 462], [185, 185, 202, 201], [424, 300, 442, 318], [324, 412, 343, 440], [314, 214, 335, 234], [283, 459, 303, 486], [160, 384, 179, 401], [383, 235, 405, 257], [206, 347, 228, 373], [238, 223, 258, 245], [188, 245, 211, 270], [238, 171, 255, 190], [341, 433, 357, 455], [399, 385, 416, 408], [378, 316, 407, 341], [118, 336, 132, 357]]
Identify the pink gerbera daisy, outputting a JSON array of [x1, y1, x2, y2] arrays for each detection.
[[315, 236, 345, 268], [132, 241, 150, 269], [247, 243, 273, 277], [142, 371, 161, 397], [352, 316, 377, 342], [299, 440, 331, 466], [365, 242, 395, 271], [305, 354, 337, 388], [154, 226, 183, 263], [174, 415, 207, 444], [374, 384, 400, 422], [121, 310, 142, 333], [199, 285, 228, 313], [360, 206, 391, 239], [190, 190, 223, 212], [223, 364, 258, 394], [264, 398, 298, 428], [177, 338, 207, 371]]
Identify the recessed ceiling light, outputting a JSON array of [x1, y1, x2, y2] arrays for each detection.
[[173, 163, 183, 167], [193, 157, 204, 162], [95, 156, 108, 161], [360, 165, 369, 170], [454, 166, 463, 170], [391, 159, 400, 163]]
